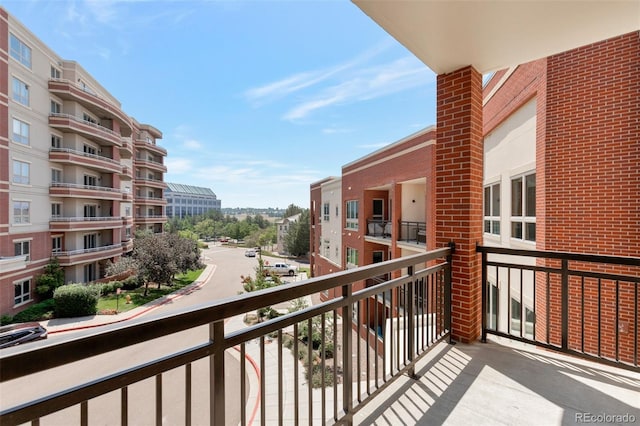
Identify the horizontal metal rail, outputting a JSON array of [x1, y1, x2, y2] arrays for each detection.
[[0, 247, 452, 425], [478, 245, 640, 371]]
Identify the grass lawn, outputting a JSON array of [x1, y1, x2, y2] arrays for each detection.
[[96, 268, 204, 314]]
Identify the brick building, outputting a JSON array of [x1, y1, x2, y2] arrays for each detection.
[[0, 8, 167, 316]]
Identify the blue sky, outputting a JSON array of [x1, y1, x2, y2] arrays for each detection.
[[3, 0, 437, 208]]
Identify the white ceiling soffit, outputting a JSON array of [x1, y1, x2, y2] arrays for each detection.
[[353, 1, 640, 75]]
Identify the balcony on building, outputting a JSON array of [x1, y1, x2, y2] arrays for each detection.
[[50, 216, 124, 232], [135, 156, 168, 173], [49, 147, 123, 174], [134, 137, 167, 156], [120, 137, 133, 158], [53, 243, 123, 266], [134, 175, 168, 190], [48, 79, 133, 137], [0, 254, 28, 274], [134, 193, 167, 206], [49, 114, 123, 147], [50, 182, 124, 201]]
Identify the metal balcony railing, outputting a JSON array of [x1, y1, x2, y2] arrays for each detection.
[[478, 246, 640, 371], [50, 147, 121, 166], [365, 219, 392, 238], [0, 247, 452, 425], [398, 221, 426, 244]]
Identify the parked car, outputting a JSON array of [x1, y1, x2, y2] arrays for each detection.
[[245, 249, 256, 257], [264, 262, 297, 276], [0, 322, 48, 349]]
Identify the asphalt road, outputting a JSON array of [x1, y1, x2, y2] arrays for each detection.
[[1, 245, 298, 425]]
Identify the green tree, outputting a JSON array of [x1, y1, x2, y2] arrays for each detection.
[[284, 209, 310, 257], [194, 218, 216, 240], [284, 204, 303, 218], [35, 257, 65, 299]]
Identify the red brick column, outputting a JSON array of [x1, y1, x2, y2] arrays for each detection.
[[436, 66, 483, 343]]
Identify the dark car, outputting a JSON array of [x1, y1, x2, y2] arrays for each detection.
[[0, 322, 48, 349]]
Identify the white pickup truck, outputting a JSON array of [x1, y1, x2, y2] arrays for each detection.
[[264, 262, 298, 276]]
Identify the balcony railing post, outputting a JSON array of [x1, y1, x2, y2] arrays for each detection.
[[446, 242, 455, 344], [341, 283, 353, 424], [561, 259, 569, 350], [209, 321, 225, 426], [407, 265, 417, 379], [481, 249, 488, 343]]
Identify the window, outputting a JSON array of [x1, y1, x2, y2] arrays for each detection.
[[12, 77, 29, 106], [372, 199, 384, 220], [83, 113, 97, 124], [51, 135, 61, 148], [10, 34, 31, 68], [125, 206, 131, 217], [84, 204, 97, 218], [52, 236, 62, 253], [12, 118, 29, 145], [84, 234, 97, 249], [323, 239, 330, 257], [84, 264, 96, 282], [51, 169, 62, 183], [51, 203, 62, 218], [83, 145, 97, 155], [335, 206, 338, 217], [51, 66, 61, 79], [323, 203, 330, 222], [13, 201, 30, 224], [125, 227, 132, 240], [346, 247, 358, 266], [84, 175, 97, 186], [483, 183, 501, 235], [511, 173, 536, 241], [14, 240, 30, 261], [12, 160, 30, 184], [14, 279, 31, 306], [372, 251, 384, 263], [346, 200, 359, 230], [50, 100, 61, 115]]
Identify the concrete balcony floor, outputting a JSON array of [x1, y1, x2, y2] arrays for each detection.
[[353, 336, 640, 425]]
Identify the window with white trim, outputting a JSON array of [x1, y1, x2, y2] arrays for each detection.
[[84, 233, 98, 249], [323, 239, 330, 257], [14, 240, 30, 261], [51, 65, 61, 79], [10, 34, 31, 68], [323, 203, 330, 222], [12, 160, 30, 185], [84, 175, 97, 186], [345, 200, 358, 230], [51, 135, 62, 148], [13, 201, 30, 224], [12, 77, 29, 106], [50, 100, 61, 114], [84, 204, 97, 218], [51, 168, 62, 183], [52, 236, 62, 253], [483, 183, 500, 235], [51, 203, 62, 218], [346, 247, 358, 267], [12, 118, 29, 145], [511, 173, 536, 241], [14, 279, 31, 306]]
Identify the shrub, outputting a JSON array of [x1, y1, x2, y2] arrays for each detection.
[[12, 299, 56, 323], [54, 284, 100, 318], [1, 315, 13, 326], [121, 275, 140, 290], [94, 281, 123, 296]]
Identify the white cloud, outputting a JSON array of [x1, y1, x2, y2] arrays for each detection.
[[165, 158, 193, 174], [183, 139, 203, 150]]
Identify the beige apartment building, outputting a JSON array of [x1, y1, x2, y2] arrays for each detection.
[[0, 8, 167, 316]]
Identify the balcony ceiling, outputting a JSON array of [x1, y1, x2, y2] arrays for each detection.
[[352, 1, 640, 75]]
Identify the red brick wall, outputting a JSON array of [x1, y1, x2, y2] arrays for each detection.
[[436, 66, 484, 343]]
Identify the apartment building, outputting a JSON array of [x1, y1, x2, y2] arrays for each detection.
[[310, 176, 342, 279], [310, 31, 639, 359], [0, 8, 167, 316], [165, 183, 221, 218]]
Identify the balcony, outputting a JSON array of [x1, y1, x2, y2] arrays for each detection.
[[0, 255, 28, 274], [134, 138, 167, 156], [48, 79, 132, 135], [52, 243, 123, 266], [49, 114, 122, 147], [49, 148, 122, 174], [134, 195, 167, 206], [1, 247, 637, 425], [50, 216, 124, 232], [135, 214, 168, 224], [135, 158, 168, 173], [120, 137, 133, 158], [50, 183, 124, 201], [134, 176, 167, 190]]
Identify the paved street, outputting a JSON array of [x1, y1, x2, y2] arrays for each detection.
[[0, 245, 304, 425]]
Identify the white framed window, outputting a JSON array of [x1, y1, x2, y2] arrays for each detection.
[[52, 236, 62, 253], [84, 263, 97, 282], [51, 168, 62, 183], [51, 203, 62, 218], [10, 34, 31, 68], [50, 65, 61, 79], [12, 77, 29, 106], [50, 100, 61, 114], [84, 233, 98, 249], [14, 279, 31, 306], [346, 247, 358, 267], [323, 203, 330, 222], [511, 173, 536, 242], [323, 239, 330, 257], [83, 112, 97, 124], [84, 175, 97, 186], [125, 227, 132, 239], [372, 199, 384, 220], [84, 144, 97, 155], [12, 160, 30, 184], [346, 200, 359, 230], [13, 201, 30, 224], [84, 204, 97, 218], [483, 183, 501, 235], [12, 118, 29, 145], [51, 135, 62, 148], [14, 240, 30, 261]]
